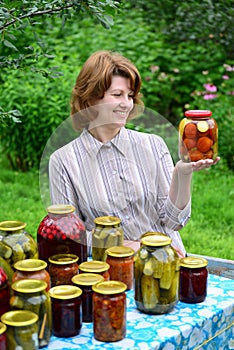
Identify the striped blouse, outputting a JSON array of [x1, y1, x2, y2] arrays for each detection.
[[49, 127, 190, 256]]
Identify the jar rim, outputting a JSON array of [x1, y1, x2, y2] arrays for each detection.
[[79, 260, 110, 273], [0, 220, 26, 231], [94, 216, 121, 226], [49, 285, 82, 299], [72, 273, 104, 286], [48, 254, 79, 265], [1, 310, 38, 326], [11, 279, 48, 293], [92, 280, 127, 294], [0, 322, 7, 335], [47, 204, 75, 214], [14, 259, 47, 272], [106, 245, 135, 257], [180, 256, 208, 268]]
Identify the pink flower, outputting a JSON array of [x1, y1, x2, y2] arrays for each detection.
[[145, 76, 151, 81], [223, 64, 234, 71], [203, 83, 217, 92], [222, 75, 229, 80], [203, 94, 217, 100], [150, 65, 159, 73]]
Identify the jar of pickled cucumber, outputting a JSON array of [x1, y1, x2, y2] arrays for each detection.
[[179, 110, 218, 162], [12, 259, 50, 292], [1, 310, 39, 350], [92, 216, 124, 261], [0, 322, 7, 350], [0, 221, 38, 282], [79, 260, 110, 280], [0, 268, 10, 318], [179, 256, 208, 303], [10, 279, 52, 348], [72, 273, 104, 322], [48, 253, 79, 287], [92, 281, 127, 342], [49, 285, 82, 337], [106, 246, 135, 290], [37, 204, 87, 266], [134, 233, 180, 314]]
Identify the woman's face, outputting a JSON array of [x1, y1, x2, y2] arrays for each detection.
[[91, 75, 134, 129]]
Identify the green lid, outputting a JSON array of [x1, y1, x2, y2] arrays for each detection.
[[1, 310, 38, 327]]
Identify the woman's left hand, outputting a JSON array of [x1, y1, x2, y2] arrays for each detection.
[[175, 157, 220, 175]]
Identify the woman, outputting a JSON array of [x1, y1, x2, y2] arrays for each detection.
[[49, 50, 219, 257]]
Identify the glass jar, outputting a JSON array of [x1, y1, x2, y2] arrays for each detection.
[[0, 322, 7, 350], [179, 256, 208, 303], [0, 268, 10, 318], [72, 273, 104, 322], [49, 285, 82, 337], [10, 279, 51, 348], [0, 221, 38, 282], [37, 204, 87, 266], [179, 110, 218, 162], [92, 216, 124, 261], [106, 246, 135, 290], [92, 281, 127, 342], [48, 253, 79, 287], [79, 260, 110, 280], [12, 259, 50, 292], [134, 233, 180, 314], [1, 310, 38, 350]]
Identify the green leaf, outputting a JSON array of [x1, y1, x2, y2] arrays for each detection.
[[3, 39, 18, 51]]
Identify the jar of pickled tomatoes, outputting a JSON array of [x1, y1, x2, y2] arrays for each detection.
[[79, 260, 110, 280], [179, 256, 208, 303], [72, 273, 104, 322], [106, 246, 135, 290], [92, 281, 127, 342], [37, 204, 87, 266], [179, 110, 218, 162], [48, 253, 79, 287]]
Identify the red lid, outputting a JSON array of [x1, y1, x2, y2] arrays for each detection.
[[185, 110, 212, 118]]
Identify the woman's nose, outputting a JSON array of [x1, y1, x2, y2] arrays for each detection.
[[119, 94, 133, 107]]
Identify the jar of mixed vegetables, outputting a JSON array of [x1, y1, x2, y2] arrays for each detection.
[[48, 253, 79, 287], [134, 233, 180, 314]]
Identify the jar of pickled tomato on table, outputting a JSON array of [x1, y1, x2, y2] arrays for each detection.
[[48, 253, 79, 287], [79, 260, 110, 280], [92, 281, 127, 342], [106, 246, 135, 290], [179, 110, 218, 162], [37, 204, 87, 265]]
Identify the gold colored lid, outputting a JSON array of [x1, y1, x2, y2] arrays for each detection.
[[106, 246, 135, 258], [11, 279, 47, 293], [1, 310, 38, 327], [180, 256, 208, 268], [72, 273, 104, 286], [48, 254, 79, 265], [79, 261, 110, 273], [141, 234, 171, 247], [47, 204, 75, 214], [0, 220, 26, 231], [140, 231, 166, 239], [94, 216, 121, 226], [14, 259, 47, 272], [0, 322, 7, 335], [92, 280, 127, 294], [49, 285, 82, 299]]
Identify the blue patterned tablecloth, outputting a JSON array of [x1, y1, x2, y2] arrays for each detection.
[[44, 274, 234, 350]]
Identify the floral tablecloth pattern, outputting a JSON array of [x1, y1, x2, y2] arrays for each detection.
[[45, 274, 234, 350]]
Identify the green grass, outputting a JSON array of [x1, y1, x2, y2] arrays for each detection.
[[0, 156, 233, 260]]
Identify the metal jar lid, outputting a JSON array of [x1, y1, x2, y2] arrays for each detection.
[[79, 261, 110, 273], [46, 204, 75, 215], [72, 273, 104, 286], [0, 322, 7, 335], [14, 259, 47, 272], [141, 234, 172, 247], [0, 220, 26, 232], [184, 110, 212, 118], [92, 280, 127, 295], [106, 246, 135, 258], [180, 256, 208, 268], [48, 253, 79, 265], [11, 279, 47, 293], [1, 310, 38, 327], [49, 285, 82, 299], [94, 216, 121, 226]]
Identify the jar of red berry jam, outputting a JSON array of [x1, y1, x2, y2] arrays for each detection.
[[92, 281, 127, 342], [0, 322, 7, 350], [0, 268, 10, 318], [37, 204, 87, 266], [92, 216, 124, 261], [179, 256, 208, 303], [48, 253, 79, 287], [72, 273, 104, 322], [106, 246, 135, 290], [79, 260, 110, 280], [49, 285, 82, 338], [12, 259, 50, 292], [179, 110, 218, 162]]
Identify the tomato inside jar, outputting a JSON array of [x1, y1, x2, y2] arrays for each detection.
[[106, 246, 135, 290], [92, 281, 127, 342]]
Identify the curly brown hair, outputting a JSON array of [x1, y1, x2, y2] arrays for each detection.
[[70, 50, 144, 131]]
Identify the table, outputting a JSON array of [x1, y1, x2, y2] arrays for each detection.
[[44, 274, 234, 350]]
